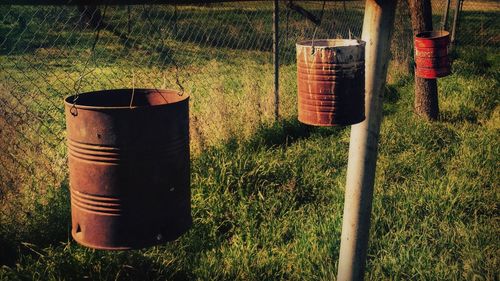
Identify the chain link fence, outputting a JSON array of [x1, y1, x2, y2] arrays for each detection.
[[0, 1, 498, 214], [455, 1, 499, 47]]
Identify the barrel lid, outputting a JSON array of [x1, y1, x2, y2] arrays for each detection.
[[296, 39, 365, 64], [64, 88, 188, 110], [296, 39, 365, 49], [415, 30, 450, 40]]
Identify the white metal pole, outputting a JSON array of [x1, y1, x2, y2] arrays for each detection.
[[337, 1, 397, 280]]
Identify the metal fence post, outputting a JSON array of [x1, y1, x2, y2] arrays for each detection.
[[451, 0, 462, 46], [174, 5, 178, 37], [273, 0, 280, 121], [337, 0, 397, 280], [127, 5, 131, 35], [442, 0, 451, 30]]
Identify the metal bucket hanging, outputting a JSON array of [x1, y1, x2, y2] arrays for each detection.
[[414, 30, 451, 79], [296, 39, 366, 126], [64, 89, 191, 250]]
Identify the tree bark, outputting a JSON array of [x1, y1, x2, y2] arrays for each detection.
[[408, 0, 439, 120]]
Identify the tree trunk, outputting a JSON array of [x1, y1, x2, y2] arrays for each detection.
[[408, 0, 439, 120]]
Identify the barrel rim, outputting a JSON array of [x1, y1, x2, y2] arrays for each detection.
[[296, 38, 366, 49], [415, 30, 450, 40], [64, 88, 189, 110]]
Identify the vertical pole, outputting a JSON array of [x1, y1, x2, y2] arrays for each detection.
[[337, 1, 396, 280], [442, 0, 451, 30], [450, 0, 461, 45], [273, 0, 280, 122], [174, 5, 178, 37], [127, 5, 132, 35]]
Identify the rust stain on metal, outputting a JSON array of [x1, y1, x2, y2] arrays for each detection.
[[414, 31, 451, 79], [296, 39, 366, 126], [64, 89, 191, 250]]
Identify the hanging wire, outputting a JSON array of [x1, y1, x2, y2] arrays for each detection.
[[311, 1, 327, 54], [343, 0, 353, 39], [71, 4, 109, 116], [129, 70, 135, 108], [285, 2, 290, 49], [142, 5, 185, 96]]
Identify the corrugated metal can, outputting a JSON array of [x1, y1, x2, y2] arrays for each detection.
[[64, 89, 191, 250], [296, 39, 366, 126], [414, 30, 451, 79]]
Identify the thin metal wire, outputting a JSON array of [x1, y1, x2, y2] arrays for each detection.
[[71, 5, 109, 116], [311, 0, 326, 55], [142, 5, 185, 96], [129, 70, 135, 108]]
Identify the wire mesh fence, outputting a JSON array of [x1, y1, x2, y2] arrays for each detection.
[[0, 0, 498, 211], [454, 1, 499, 47]]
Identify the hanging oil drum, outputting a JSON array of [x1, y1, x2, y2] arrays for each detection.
[[296, 39, 366, 126], [414, 31, 451, 79], [64, 89, 191, 250]]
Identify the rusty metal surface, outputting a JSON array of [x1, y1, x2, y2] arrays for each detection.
[[64, 89, 191, 250], [414, 31, 451, 79], [296, 39, 366, 126]]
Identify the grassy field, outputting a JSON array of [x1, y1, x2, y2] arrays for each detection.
[[1, 3, 499, 281]]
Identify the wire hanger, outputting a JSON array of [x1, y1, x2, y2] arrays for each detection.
[[71, 4, 108, 116]]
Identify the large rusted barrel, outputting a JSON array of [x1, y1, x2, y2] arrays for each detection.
[[414, 30, 451, 79], [296, 39, 366, 126], [64, 89, 191, 250]]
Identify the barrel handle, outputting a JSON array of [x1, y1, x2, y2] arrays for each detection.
[[142, 5, 185, 97], [129, 70, 136, 109], [71, 5, 108, 117], [310, 1, 326, 56]]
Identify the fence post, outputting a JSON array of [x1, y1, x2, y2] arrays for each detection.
[[127, 5, 131, 35], [273, 0, 280, 121], [442, 0, 451, 30], [450, 0, 462, 46], [336, 0, 397, 280], [174, 5, 178, 37]]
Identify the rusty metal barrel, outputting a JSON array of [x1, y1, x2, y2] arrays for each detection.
[[64, 89, 191, 250], [414, 30, 451, 79], [296, 39, 366, 126]]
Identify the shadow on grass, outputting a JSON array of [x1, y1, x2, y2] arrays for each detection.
[[247, 117, 346, 150], [0, 181, 71, 266], [383, 83, 406, 117], [452, 48, 494, 76], [453, 11, 500, 49], [440, 109, 479, 124], [385, 84, 402, 104]]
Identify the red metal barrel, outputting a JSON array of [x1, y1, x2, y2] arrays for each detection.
[[296, 39, 366, 126], [414, 31, 451, 79], [64, 89, 191, 250]]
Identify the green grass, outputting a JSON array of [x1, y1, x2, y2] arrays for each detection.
[[1, 4, 499, 281]]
